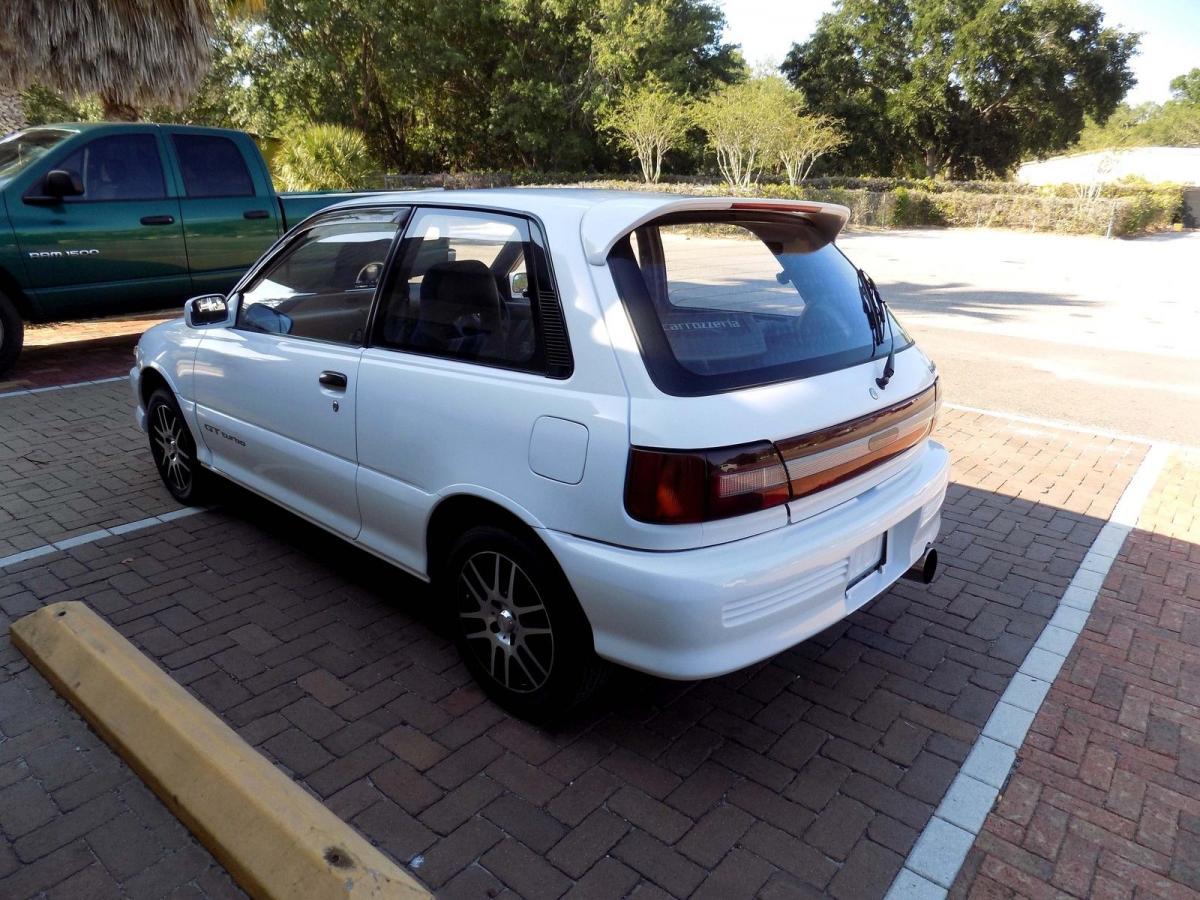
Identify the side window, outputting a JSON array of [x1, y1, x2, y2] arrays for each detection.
[[52, 134, 166, 202], [172, 134, 255, 198], [373, 208, 545, 371], [236, 208, 403, 346]]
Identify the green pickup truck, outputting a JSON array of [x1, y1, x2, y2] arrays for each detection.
[[0, 122, 371, 375]]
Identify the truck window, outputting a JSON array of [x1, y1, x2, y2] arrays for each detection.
[[52, 134, 166, 202], [172, 134, 255, 198], [0, 128, 73, 181]]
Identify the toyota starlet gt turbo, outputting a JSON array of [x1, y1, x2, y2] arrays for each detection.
[[132, 189, 948, 719]]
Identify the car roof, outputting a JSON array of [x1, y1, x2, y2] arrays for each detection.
[[328, 188, 852, 264]]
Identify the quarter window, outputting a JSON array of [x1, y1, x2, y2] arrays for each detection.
[[172, 134, 255, 198], [51, 134, 166, 201], [373, 208, 545, 371], [236, 208, 404, 346]]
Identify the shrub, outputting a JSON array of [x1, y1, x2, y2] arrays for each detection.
[[378, 172, 1182, 237], [273, 123, 378, 191]]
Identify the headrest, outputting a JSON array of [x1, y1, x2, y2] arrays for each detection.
[[419, 260, 501, 327]]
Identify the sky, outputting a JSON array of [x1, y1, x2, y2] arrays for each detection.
[[719, 0, 1200, 104]]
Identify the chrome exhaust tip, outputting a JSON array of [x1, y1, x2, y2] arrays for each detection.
[[903, 546, 938, 584]]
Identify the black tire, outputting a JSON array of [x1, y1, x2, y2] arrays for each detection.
[[443, 524, 607, 721], [0, 290, 24, 379], [146, 387, 210, 505]]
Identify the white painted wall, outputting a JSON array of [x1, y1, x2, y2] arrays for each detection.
[[1017, 147, 1200, 186]]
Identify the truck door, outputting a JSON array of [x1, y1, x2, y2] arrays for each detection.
[[10, 129, 190, 318], [166, 130, 282, 295]]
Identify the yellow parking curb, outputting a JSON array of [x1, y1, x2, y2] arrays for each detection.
[[12, 601, 429, 900]]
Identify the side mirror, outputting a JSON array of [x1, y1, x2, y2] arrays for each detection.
[[24, 169, 85, 205], [184, 294, 232, 328], [43, 170, 84, 199], [509, 271, 530, 297]]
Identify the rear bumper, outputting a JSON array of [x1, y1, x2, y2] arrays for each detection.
[[543, 440, 949, 680]]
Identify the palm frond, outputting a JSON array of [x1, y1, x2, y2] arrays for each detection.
[[0, 0, 216, 110]]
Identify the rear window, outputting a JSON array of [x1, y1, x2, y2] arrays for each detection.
[[173, 134, 255, 197], [607, 213, 910, 395]]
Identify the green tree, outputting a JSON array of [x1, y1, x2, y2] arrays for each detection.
[[1170, 68, 1200, 105], [776, 113, 848, 184], [600, 81, 691, 182], [695, 76, 799, 187], [213, 0, 740, 172], [782, 0, 1139, 178], [1075, 70, 1200, 150]]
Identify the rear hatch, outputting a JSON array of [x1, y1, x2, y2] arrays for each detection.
[[599, 202, 940, 530]]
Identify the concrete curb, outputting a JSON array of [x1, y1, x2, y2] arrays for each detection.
[[11, 601, 430, 900]]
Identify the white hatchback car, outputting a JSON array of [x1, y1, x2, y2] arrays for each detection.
[[132, 190, 948, 718]]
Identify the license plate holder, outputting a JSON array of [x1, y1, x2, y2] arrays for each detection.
[[847, 533, 886, 589]]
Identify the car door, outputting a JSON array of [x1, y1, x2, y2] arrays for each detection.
[[10, 129, 190, 318], [166, 129, 284, 296], [355, 206, 579, 575], [191, 206, 406, 537]]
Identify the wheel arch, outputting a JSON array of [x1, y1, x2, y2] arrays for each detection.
[[425, 493, 548, 582], [138, 365, 174, 409], [0, 267, 34, 319]]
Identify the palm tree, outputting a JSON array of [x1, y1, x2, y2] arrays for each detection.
[[0, 0, 260, 122], [0, 88, 25, 134]]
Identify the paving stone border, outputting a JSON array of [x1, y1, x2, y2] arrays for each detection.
[[889, 443, 1170, 898]]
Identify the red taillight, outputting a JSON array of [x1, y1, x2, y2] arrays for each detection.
[[625, 442, 791, 524]]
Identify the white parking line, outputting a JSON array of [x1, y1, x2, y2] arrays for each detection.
[[945, 401, 1196, 451], [0, 375, 125, 401], [0, 507, 208, 571], [886, 442, 1170, 899]]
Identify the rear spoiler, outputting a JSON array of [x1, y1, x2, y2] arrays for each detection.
[[580, 196, 850, 266]]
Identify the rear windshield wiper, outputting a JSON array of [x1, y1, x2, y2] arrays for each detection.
[[857, 268, 885, 346], [857, 269, 895, 389]]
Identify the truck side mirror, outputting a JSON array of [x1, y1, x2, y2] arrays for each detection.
[[184, 294, 232, 328], [43, 170, 84, 199]]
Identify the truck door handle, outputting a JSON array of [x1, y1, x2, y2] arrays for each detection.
[[140, 215, 175, 226], [319, 371, 348, 390], [243, 209, 270, 220]]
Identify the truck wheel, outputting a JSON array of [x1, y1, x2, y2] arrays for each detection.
[[443, 525, 607, 721], [146, 387, 211, 506], [0, 291, 24, 379]]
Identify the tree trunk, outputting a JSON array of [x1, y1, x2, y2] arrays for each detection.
[[0, 88, 26, 134], [101, 95, 140, 121], [923, 148, 940, 178]]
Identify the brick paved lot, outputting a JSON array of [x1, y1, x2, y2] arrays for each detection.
[[0, 311, 174, 394], [953, 449, 1200, 900], [0, 381, 1163, 899]]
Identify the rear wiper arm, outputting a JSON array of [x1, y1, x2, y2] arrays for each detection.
[[857, 268, 884, 346], [858, 269, 895, 389]]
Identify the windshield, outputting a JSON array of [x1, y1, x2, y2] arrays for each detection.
[[607, 212, 911, 395], [0, 128, 75, 183]]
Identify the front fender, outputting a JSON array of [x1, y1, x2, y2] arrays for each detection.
[[134, 318, 207, 451]]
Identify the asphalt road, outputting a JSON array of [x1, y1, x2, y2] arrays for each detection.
[[840, 228, 1200, 445]]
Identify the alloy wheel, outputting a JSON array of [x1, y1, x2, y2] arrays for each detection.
[[151, 403, 192, 495], [457, 551, 554, 693]]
